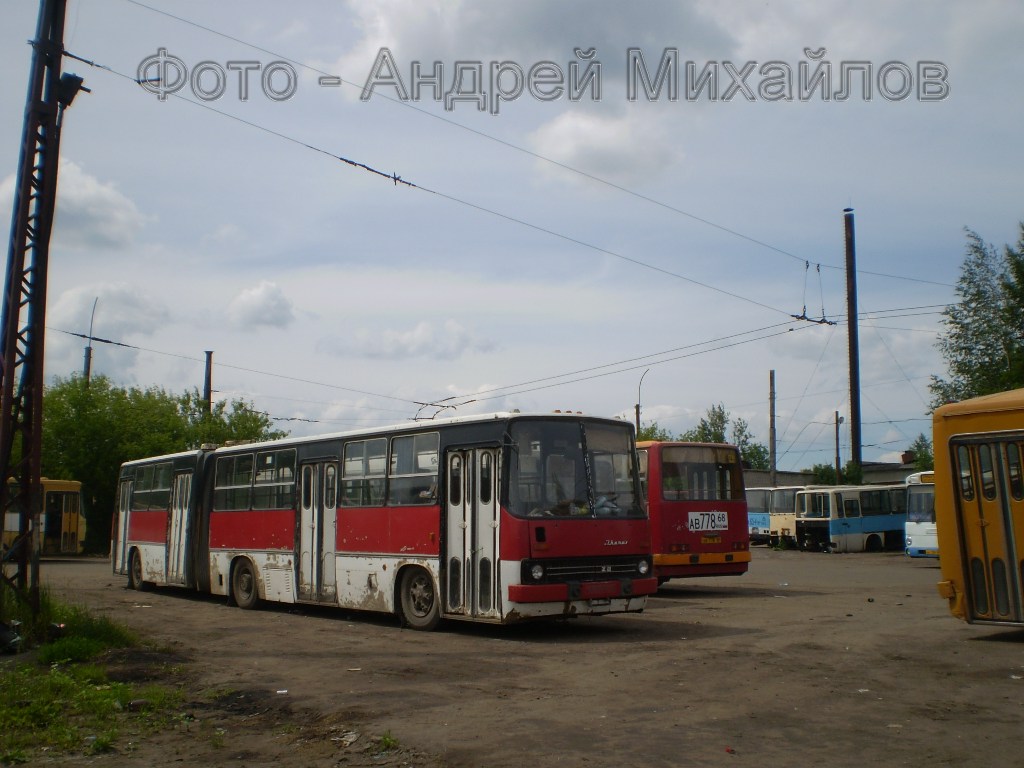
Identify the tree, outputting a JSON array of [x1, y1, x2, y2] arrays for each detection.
[[906, 433, 934, 471], [931, 223, 1024, 407], [680, 404, 770, 470], [810, 463, 837, 484], [636, 420, 674, 442], [41, 375, 286, 553]]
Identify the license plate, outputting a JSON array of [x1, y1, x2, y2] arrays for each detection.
[[688, 511, 729, 532]]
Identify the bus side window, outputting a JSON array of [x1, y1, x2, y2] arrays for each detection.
[[956, 445, 974, 501], [1007, 443, 1024, 501], [978, 444, 997, 501]]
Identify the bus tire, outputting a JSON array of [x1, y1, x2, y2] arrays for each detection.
[[231, 558, 260, 610], [398, 566, 440, 631], [128, 550, 152, 591], [865, 535, 883, 553]]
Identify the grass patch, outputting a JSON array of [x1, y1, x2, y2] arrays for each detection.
[[0, 583, 181, 765]]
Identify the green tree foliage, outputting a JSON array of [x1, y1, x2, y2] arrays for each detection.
[[810, 463, 838, 484], [636, 421, 674, 442], [907, 433, 934, 471], [931, 223, 1024, 407], [41, 375, 286, 554], [679, 404, 770, 470]]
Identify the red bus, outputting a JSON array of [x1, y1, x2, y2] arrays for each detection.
[[636, 441, 750, 583], [111, 412, 656, 630]]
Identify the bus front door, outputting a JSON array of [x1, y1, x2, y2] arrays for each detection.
[[445, 448, 499, 620], [298, 461, 339, 604], [166, 473, 192, 585], [953, 440, 1024, 624]]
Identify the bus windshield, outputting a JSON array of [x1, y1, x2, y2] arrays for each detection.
[[907, 485, 935, 524], [659, 445, 744, 501], [507, 420, 643, 519]]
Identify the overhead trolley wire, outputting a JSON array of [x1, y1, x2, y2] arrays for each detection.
[[117, 0, 953, 290], [72, 53, 798, 319]]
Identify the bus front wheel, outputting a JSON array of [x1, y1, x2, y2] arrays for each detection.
[[231, 559, 259, 610], [398, 567, 440, 631]]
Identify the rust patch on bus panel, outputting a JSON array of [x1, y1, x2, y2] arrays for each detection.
[[341, 569, 390, 613], [142, 559, 164, 585]]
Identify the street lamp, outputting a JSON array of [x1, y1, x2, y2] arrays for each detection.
[[635, 369, 650, 433], [835, 411, 844, 485], [83, 297, 98, 385]]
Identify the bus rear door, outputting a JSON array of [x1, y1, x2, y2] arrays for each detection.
[[299, 461, 339, 603], [166, 472, 192, 584]]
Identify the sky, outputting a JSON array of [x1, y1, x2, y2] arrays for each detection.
[[2, 0, 1022, 471]]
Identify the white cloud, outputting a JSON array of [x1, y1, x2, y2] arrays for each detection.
[[529, 110, 686, 186], [226, 281, 296, 329], [320, 319, 494, 360], [50, 160, 147, 250]]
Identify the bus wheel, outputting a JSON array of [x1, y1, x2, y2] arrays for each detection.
[[128, 550, 152, 591], [398, 567, 440, 631], [865, 535, 883, 553], [231, 559, 259, 610]]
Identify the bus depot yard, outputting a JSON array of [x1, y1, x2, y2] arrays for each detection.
[[23, 548, 1023, 768]]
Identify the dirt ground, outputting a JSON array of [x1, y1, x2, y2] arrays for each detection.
[[22, 548, 1024, 767]]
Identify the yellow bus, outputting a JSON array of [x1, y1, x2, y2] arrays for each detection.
[[934, 389, 1024, 626], [2, 478, 86, 556]]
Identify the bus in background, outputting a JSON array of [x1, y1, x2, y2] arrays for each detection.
[[769, 486, 803, 548], [3, 478, 86, 556], [933, 389, 1024, 626], [745, 487, 771, 544], [112, 411, 656, 630], [795, 485, 907, 553], [636, 441, 750, 582], [905, 471, 937, 558]]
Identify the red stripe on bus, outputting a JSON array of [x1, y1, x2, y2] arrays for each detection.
[[209, 509, 296, 550], [337, 505, 440, 556], [127, 509, 168, 543]]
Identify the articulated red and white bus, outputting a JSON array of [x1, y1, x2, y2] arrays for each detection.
[[111, 412, 656, 630], [636, 441, 750, 583]]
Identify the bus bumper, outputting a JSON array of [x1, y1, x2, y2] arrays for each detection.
[[654, 551, 751, 578], [508, 577, 658, 604], [937, 579, 967, 621]]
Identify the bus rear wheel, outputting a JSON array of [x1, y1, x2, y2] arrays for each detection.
[[128, 550, 152, 591], [231, 559, 259, 610], [399, 567, 440, 631]]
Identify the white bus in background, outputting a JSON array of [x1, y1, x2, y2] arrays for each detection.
[[905, 471, 937, 558], [746, 487, 771, 544], [768, 486, 804, 548]]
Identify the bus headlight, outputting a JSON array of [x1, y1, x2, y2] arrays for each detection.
[[638, 559, 650, 576], [530, 563, 545, 581]]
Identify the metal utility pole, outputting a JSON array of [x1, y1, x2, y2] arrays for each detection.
[[768, 370, 777, 486], [0, 0, 82, 620], [843, 208, 862, 467], [203, 351, 214, 415], [834, 411, 844, 484]]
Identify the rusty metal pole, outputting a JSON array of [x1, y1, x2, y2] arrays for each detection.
[[0, 0, 73, 620]]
